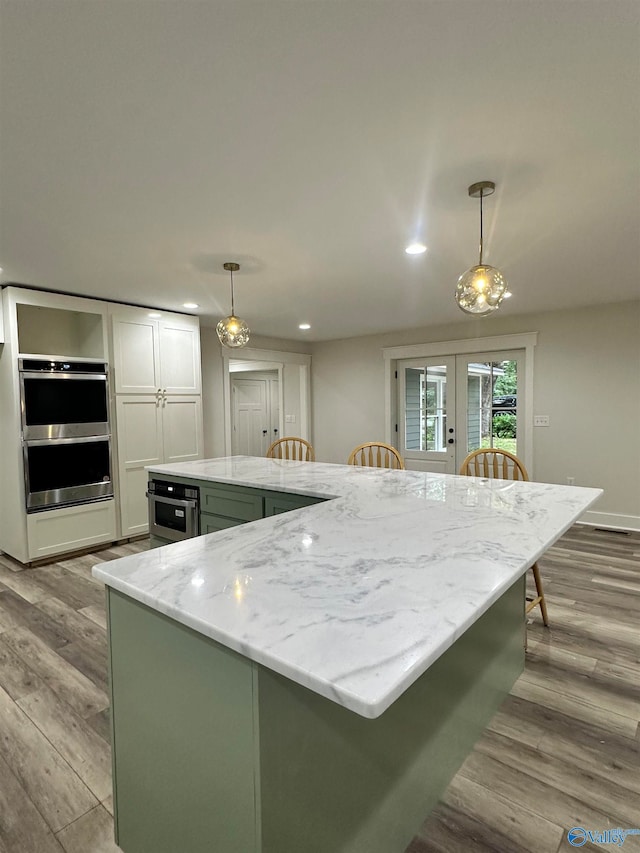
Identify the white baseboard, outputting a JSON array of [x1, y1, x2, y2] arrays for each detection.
[[578, 510, 640, 533]]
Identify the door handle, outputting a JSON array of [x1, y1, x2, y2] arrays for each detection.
[[262, 430, 268, 436], [447, 438, 455, 444]]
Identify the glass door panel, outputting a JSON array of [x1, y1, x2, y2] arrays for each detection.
[[399, 357, 456, 473], [455, 351, 524, 471]]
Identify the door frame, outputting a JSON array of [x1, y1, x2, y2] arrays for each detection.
[[383, 332, 538, 474], [222, 347, 312, 456]]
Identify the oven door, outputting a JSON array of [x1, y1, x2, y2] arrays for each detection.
[[24, 436, 114, 512], [147, 494, 200, 542], [20, 372, 110, 440]]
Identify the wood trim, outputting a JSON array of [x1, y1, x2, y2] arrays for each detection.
[[382, 332, 538, 361]]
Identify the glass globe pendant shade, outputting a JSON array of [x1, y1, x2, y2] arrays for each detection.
[[216, 314, 250, 348], [217, 261, 250, 348], [455, 264, 507, 315]]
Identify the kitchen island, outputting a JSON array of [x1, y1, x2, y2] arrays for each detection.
[[94, 456, 601, 853]]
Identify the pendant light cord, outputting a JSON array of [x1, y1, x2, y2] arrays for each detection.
[[478, 189, 484, 266], [230, 267, 235, 316]]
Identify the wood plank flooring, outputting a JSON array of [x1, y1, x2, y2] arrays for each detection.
[[0, 526, 638, 852], [0, 541, 149, 853], [412, 526, 640, 853]]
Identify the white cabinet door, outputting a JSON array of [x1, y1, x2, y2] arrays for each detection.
[[27, 499, 117, 561], [116, 396, 164, 536], [159, 317, 201, 394], [112, 310, 200, 395], [112, 314, 161, 394], [162, 395, 203, 464]]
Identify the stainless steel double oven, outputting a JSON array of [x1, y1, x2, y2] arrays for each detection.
[[19, 359, 114, 512]]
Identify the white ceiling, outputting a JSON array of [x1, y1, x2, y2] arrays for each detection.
[[1, 1, 639, 341]]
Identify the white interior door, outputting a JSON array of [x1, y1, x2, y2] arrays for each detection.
[[231, 379, 269, 456], [268, 378, 280, 445]]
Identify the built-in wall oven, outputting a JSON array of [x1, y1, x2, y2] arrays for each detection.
[[23, 436, 113, 511], [20, 359, 109, 440], [19, 359, 114, 512]]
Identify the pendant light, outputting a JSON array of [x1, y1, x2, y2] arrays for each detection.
[[216, 262, 250, 348], [455, 181, 508, 316]]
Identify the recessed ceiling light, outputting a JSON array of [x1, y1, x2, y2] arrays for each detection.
[[405, 243, 427, 255], [183, 302, 199, 309], [148, 312, 162, 318], [299, 323, 311, 330]]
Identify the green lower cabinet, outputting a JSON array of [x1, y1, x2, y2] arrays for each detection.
[[200, 483, 264, 522], [264, 492, 325, 516], [200, 512, 243, 534], [107, 577, 524, 853]]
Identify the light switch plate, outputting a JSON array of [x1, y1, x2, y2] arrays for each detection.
[[533, 415, 550, 427], [285, 414, 295, 423]]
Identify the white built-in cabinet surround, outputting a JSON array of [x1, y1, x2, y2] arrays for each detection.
[[0, 286, 203, 563], [110, 307, 203, 537], [0, 286, 116, 562]]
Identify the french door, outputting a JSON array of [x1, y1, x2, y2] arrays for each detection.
[[398, 350, 525, 474]]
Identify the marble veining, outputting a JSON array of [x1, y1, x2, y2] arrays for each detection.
[[93, 456, 602, 718]]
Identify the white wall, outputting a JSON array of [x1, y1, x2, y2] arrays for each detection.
[[310, 300, 640, 529], [200, 327, 312, 458]]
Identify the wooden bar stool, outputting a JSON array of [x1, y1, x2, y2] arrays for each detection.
[[347, 442, 405, 470], [459, 448, 549, 627], [266, 437, 315, 462]]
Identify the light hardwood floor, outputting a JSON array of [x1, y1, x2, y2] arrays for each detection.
[[0, 526, 638, 853]]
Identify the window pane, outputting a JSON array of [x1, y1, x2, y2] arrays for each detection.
[[404, 364, 448, 453], [425, 365, 447, 452], [404, 367, 423, 450]]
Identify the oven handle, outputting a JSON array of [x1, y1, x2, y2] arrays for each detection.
[[24, 435, 111, 447], [20, 371, 108, 380], [147, 493, 199, 511]]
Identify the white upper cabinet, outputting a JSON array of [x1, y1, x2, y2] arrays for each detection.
[[111, 307, 201, 395], [112, 314, 160, 393], [158, 318, 201, 394]]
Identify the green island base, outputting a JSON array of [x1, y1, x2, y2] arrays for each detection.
[[107, 575, 525, 853]]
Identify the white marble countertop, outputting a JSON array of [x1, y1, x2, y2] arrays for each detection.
[[93, 456, 602, 718]]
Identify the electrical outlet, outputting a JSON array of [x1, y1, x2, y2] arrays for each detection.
[[533, 415, 550, 427], [285, 414, 295, 423]]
